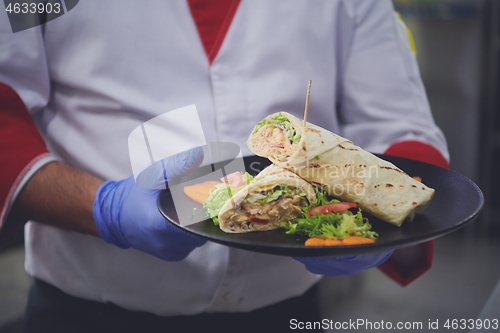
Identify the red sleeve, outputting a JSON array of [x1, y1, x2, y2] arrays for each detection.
[[0, 82, 49, 237], [377, 140, 449, 287]]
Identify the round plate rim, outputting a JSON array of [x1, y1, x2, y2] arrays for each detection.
[[158, 154, 484, 257]]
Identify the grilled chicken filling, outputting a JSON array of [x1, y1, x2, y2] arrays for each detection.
[[250, 124, 294, 162], [222, 191, 305, 231]]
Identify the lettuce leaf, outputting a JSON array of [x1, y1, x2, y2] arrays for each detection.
[[280, 209, 377, 240], [203, 172, 254, 225], [245, 186, 306, 204], [252, 112, 302, 144]]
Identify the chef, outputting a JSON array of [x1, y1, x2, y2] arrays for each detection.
[[0, 0, 449, 332]]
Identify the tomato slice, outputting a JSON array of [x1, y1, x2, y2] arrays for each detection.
[[220, 172, 243, 188], [248, 216, 269, 224], [307, 202, 357, 216]]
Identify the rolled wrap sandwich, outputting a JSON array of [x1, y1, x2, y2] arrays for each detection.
[[247, 112, 435, 227], [217, 165, 316, 233]]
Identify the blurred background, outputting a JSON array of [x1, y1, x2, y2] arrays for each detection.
[[1, 0, 500, 332], [319, 0, 500, 332]]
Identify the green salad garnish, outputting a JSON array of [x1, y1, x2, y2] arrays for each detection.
[[279, 188, 378, 240]]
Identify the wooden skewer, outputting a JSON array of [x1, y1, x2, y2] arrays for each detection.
[[303, 80, 312, 127]]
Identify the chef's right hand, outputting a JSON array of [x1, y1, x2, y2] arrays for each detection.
[[92, 147, 207, 261]]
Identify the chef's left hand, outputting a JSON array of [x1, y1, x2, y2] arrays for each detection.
[[293, 251, 393, 276], [93, 147, 207, 261]]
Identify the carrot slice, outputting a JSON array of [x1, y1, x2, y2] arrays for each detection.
[[412, 176, 422, 182], [305, 237, 326, 246], [184, 181, 222, 203], [324, 238, 343, 246], [198, 181, 222, 189], [341, 236, 375, 245], [305, 236, 375, 246], [183, 186, 210, 204]]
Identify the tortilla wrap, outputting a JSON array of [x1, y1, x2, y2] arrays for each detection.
[[248, 112, 435, 227], [218, 165, 316, 233], [247, 112, 351, 167]]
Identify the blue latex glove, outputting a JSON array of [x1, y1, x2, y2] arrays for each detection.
[[293, 251, 393, 276], [93, 147, 207, 261]]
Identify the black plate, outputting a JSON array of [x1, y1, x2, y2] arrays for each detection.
[[158, 154, 484, 257]]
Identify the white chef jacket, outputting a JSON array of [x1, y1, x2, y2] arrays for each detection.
[[0, 0, 448, 316]]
